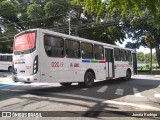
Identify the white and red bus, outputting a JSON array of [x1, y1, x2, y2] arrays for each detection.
[[0, 53, 13, 72], [12, 28, 136, 87]]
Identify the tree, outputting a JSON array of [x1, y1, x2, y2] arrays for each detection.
[[125, 41, 141, 51], [0, 0, 72, 52], [73, 0, 160, 67], [73, 0, 160, 21], [123, 14, 160, 67], [137, 52, 145, 63], [141, 33, 155, 73], [0, 0, 127, 53]]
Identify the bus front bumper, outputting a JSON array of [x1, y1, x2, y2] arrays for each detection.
[[12, 74, 39, 83]]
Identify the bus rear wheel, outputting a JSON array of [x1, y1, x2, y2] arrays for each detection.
[[60, 83, 72, 87], [84, 72, 94, 87]]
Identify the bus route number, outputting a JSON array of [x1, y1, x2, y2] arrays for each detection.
[[51, 62, 63, 67]]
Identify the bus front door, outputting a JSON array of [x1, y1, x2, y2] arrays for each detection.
[[105, 48, 114, 79]]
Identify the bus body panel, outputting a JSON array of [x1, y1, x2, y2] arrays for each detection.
[[114, 61, 133, 78], [12, 28, 135, 84], [114, 61, 129, 78]]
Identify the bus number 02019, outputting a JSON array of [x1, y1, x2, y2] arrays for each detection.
[[51, 62, 63, 67]]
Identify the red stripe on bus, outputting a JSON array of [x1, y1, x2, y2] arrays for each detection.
[[99, 60, 106, 63]]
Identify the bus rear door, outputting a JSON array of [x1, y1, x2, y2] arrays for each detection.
[[105, 48, 114, 79]]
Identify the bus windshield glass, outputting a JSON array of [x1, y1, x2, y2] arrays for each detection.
[[14, 32, 36, 54]]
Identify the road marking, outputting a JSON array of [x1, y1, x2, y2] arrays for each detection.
[[81, 88, 88, 90], [97, 86, 108, 93], [0, 82, 21, 88], [115, 88, 123, 95], [133, 88, 144, 97], [0, 84, 12, 88], [10, 89, 26, 92], [154, 94, 160, 98]]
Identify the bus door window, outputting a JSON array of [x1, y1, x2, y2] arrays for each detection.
[[105, 48, 114, 77], [105, 50, 108, 62]]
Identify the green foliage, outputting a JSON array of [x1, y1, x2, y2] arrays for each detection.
[[76, 25, 125, 44], [27, 4, 43, 20], [141, 34, 155, 49], [0, 0, 123, 53], [44, 0, 70, 17], [137, 52, 157, 64], [137, 52, 144, 63], [0, 0, 159, 60], [0, 1, 19, 19], [73, 0, 160, 23]]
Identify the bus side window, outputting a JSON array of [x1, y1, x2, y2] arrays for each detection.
[[115, 48, 121, 61], [76, 49, 81, 58], [94, 45, 104, 60], [44, 35, 64, 57], [47, 48, 51, 56], [65, 39, 80, 58], [121, 49, 126, 61], [81, 42, 93, 59]]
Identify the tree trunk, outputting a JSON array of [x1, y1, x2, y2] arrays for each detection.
[[155, 45, 160, 67], [154, 36, 160, 67], [150, 48, 152, 74], [152, 32, 160, 67]]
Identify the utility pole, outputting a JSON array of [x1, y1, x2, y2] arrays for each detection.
[[68, 17, 71, 35]]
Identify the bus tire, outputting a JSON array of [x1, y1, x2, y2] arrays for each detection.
[[8, 66, 12, 72], [60, 83, 72, 87], [124, 69, 131, 80], [84, 72, 94, 87]]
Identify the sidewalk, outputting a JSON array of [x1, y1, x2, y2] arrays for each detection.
[[155, 75, 160, 78], [0, 78, 12, 83], [132, 75, 160, 80], [0, 72, 7, 77], [0, 72, 12, 82]]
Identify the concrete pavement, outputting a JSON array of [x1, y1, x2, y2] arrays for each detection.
[[0, 72, 12, 82]]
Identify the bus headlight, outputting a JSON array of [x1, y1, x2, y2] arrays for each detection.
[[33, 55, 38, 74]]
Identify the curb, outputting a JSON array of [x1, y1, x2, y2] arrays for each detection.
[[0, 77, 12, 82], [155, 75, 160, 78]]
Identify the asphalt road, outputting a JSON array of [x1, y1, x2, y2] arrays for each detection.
[[0, 73, 160, 120]]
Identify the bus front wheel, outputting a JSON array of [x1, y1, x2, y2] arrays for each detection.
[[84, 72, 94, 87], [60, 83, 72, 87], [8, 66, 12, 72]]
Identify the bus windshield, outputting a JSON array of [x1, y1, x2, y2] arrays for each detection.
[[14, 32, 36, 54]]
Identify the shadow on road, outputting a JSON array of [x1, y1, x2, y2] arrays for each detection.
[[0, 77, 160, 117]]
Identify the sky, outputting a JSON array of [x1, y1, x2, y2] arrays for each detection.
[[116, 39, 155, 54]]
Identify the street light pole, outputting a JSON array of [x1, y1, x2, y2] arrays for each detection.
[[68, 17, 71, 35], [144, 53, 145, 64]]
